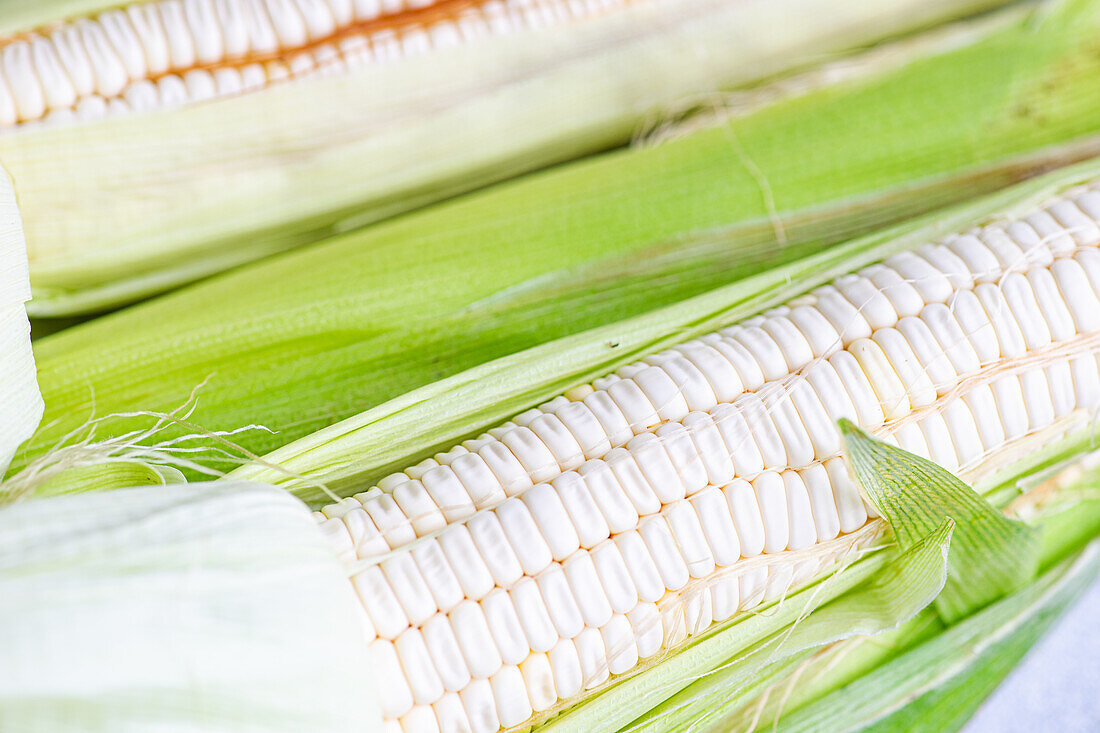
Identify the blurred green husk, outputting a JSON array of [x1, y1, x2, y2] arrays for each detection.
[[13, 0, 1012, 316], [18, 0, 1100, 486]]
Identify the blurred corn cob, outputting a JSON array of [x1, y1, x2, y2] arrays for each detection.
[[0, 0, 1012, 316], [15, 0, 1100, 484]]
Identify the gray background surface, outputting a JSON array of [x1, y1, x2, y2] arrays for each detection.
[[963, 577, 1099, 732]]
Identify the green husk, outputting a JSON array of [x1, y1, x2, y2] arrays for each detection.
[[840, 420, 1040, 622], [20, 0, 1100, 488], [861, 553, 1093, 733], [24, 461, 184, 497], [8, 0, 1011, 316], [745, 542, 1100, 733]]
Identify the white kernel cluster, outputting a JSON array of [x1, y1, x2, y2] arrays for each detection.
[[0, 0, 628, 129], [317, 187, 1100, 731]]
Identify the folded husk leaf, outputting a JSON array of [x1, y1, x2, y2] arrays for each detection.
[[728, 542, 1100, 733], [7, 0, 1011, 315], [21, 0, 1100, 487], [840, 420, 1040, 622]]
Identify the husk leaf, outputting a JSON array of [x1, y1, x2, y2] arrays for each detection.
[[766, 543, 1100, 733], [0, 165, 40, 479], [0, 481, 382, 732], [840, 421, 1040, 622]]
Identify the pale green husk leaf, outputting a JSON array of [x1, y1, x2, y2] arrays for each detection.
[[0, 481, 381, 732], [0, 166, 40, 479]]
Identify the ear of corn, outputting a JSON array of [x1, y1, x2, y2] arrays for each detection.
[[3, 0, 1011, 316], [0, 168, 38, 479], [0, 480, 382, 732], [19, 0, 1100, 483], [4, 413, 1096, 731], [180, 160, 1100, 732]]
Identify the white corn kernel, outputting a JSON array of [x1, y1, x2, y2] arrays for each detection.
[[422, 614, 472, 693], [496, 498, 552, 576], [459, 678, 500, 733], [689, 486, 741, 566], [509, 577, 558, 654], [638, 515, 690, 592], [614, 531, 665, 603], [481, 590, 530, 666], [520, 653, 557, 712], [521, 482, 581, 561], [449, 600, 503, 680], [548, 638, 584, 699], [590, 540, 638, 614], [351, 566, 408, 640], [395, 627, 445, 705], [371, 639, 415, 718]]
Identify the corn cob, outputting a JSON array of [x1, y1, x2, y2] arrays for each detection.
[[3, 0, 640, 128], [5, 173, 1100, 732], [3, 0, 1009, 315], [21, 0, 1100, 482], [292, 181, 1100, 730]]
